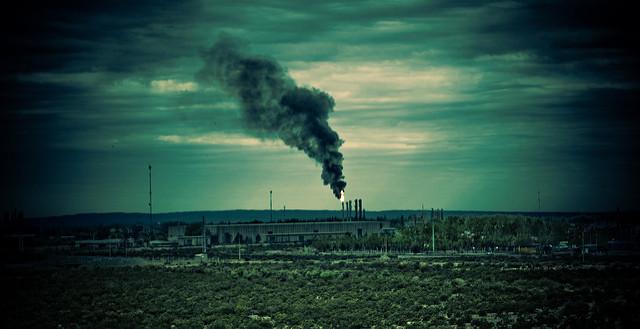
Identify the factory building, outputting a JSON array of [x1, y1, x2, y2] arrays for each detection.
[[177, 235, 207, 247], [168, 225, 208, 246], [75, 238, 131, 249], [168, 225, 187, 241], [204, 220, 388, 245]]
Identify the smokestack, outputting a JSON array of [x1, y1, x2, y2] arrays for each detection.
[[353, 199, 358, 220], [341, 201, 345, 220], [197, 35, 347, 198], [359, 199, 363, 220], [353, 199, 357, 220], [346, 200, 349, 219], [348, 200, 352, 220]]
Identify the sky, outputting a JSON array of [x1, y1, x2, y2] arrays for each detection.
[[2, 0, 639, 217]]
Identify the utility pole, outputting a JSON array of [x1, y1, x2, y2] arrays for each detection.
[[202, 216, 207, 254], [538, 191, 541, 212], [148, 164, 153, 238], [582, 229, 585, 263], [270, 190, 273, 221], [431, 208, 435, 253]]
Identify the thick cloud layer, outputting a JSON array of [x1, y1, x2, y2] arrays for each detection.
[[3, 1, 639, 215], [197, 36, 346, 198]]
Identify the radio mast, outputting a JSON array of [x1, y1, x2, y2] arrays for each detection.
[[148, 164, 152, 237]]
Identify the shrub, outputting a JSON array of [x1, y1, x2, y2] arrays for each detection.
[[452, 277, 466, 288]]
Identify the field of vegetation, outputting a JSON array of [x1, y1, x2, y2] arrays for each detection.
[[3, 255, 639, 328]]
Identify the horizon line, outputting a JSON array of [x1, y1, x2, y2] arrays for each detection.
[[26, 208, 634, 219]]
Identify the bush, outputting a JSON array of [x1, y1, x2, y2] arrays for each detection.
[[452, 277, 466, 288]]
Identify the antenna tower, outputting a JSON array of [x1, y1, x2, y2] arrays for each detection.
[[148, 164, 152, 236], [269, 190, 273, 221]]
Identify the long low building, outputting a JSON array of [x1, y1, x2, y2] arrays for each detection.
[[75, 238, 132, 248], [204, 220, 388, 244]]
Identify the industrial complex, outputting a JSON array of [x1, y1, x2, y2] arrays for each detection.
[[162, 197, 390, 246], [208, 220, 387, 244], [167, 220, 389, 246]]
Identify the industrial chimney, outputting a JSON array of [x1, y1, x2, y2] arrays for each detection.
[[353, 199, 357, 220], [349, 200, 358, 220], [349, 200, 357, 220]]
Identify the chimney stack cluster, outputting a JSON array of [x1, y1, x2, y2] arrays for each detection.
[[341, 198, 366, 220], [352, 199, 364, 220]]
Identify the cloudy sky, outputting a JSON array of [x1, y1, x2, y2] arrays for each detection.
[[2, 0, 638, 216]]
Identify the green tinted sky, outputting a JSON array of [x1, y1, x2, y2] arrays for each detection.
[[3, 0, 639, 216]]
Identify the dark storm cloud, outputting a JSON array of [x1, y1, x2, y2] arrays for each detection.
[[5, 0, 635, 76], [282, 0, 638, 82], [551, 88, 640, 122], [0, 78, 88, 112], [481, 1, 639, 83], [2, 0, 207, 76]]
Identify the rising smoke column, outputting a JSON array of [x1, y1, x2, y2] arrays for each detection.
[[196, 36, 347, 198]]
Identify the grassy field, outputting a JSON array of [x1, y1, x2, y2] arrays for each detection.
[[3, 255, 639, 328]]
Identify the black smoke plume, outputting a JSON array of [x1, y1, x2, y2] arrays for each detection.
[[196, 36, 347, 198]]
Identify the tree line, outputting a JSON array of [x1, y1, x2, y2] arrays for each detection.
[[312, 214, 635, 253]]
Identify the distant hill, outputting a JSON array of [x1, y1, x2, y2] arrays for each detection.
[[27, 209, 587, 227]]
